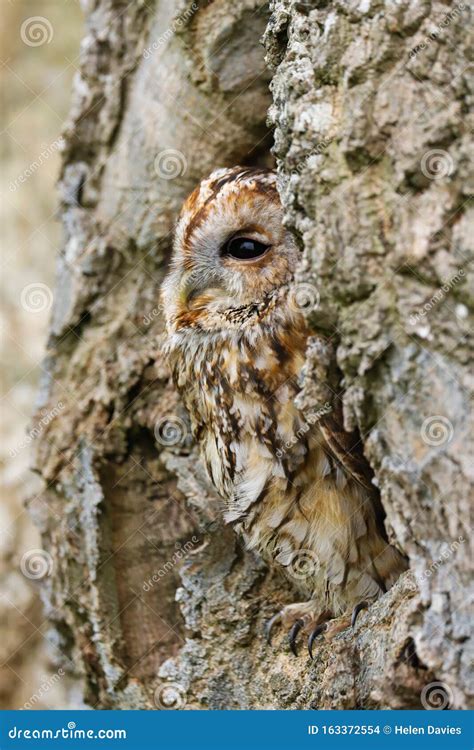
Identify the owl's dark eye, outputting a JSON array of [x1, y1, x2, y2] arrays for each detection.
[[222, 237, 270, 261]]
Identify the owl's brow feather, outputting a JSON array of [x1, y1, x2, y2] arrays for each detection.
[[208, 166, 274, 193], [181, 168, 280, 262]]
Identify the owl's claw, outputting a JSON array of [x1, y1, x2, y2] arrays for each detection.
[[288, 618, 304, 656], [264, 612, 282, 645], [351, 600, 368, 627], [266, 602, 369, 656], [308, 622, 328, 660], [264, 603, 331, 654]]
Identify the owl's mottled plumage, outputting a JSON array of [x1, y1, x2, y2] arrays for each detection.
[[162, 167, 406, 649]]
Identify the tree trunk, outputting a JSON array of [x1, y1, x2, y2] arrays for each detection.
[[33, 0, 472, 710]]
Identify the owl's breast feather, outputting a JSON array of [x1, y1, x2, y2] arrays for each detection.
[[166, 304, 407, 610]]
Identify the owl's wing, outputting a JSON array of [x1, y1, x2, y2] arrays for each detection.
[[319, 404, 373, 491], [318, 400, 388, 536]]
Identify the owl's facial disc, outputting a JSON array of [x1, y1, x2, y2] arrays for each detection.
[[162, 167, 301, 331], [179, 218, 280, 310]]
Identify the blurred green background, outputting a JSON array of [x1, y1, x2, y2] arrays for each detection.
[[1, 0, 83, 709]]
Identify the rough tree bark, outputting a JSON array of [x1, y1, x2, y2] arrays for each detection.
[[32, 0, 472, 710]]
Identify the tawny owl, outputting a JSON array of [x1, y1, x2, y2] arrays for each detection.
[[161, 166, 407, 657]]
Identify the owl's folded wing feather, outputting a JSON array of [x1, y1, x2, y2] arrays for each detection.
[[319, 401, 389, 541]]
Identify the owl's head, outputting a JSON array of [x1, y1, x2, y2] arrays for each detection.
[[161, 167, 300, 333]]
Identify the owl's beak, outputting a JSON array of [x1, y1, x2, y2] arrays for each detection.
[[179, 270, 224, 305], [179, 271, 205, 305]]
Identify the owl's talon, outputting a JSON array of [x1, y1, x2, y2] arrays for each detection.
[[308, 623, 327, 660], [264, 603, 332, 654], [351, 600, 368, 627], [264, 612, 282, 645], [289, 618, 304, 656]]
